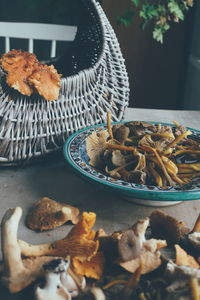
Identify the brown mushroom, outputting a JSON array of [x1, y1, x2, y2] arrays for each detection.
[[111, 150, 131, 167], [19, 212, 99, 260], [27, 197, 80, 231], [128, 170, 147, 185], [125, 121, 154, 136], [119, 248, 162, 275], [150, 210, 190, 245], [98, 218, 166, 275], [113, 125, 130, 144], [117, 229, 142, 262], [118, 218, 167, 274], [175, 244, 200, 269], [86, 130, 109, 167]]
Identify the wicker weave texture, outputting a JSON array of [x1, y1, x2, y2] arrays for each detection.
[[0, 0, 129, 163]]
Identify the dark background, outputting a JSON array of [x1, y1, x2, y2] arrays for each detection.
[[102, 0, 197, 110]]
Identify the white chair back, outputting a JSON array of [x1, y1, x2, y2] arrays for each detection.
[[0, 22, 77, 57]]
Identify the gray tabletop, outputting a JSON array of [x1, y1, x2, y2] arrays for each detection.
[[0, 107, 200, 262]]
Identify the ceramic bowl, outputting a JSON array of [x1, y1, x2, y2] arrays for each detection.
[[63, 122, 200, 207]]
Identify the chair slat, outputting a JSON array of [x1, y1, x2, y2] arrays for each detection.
[[28, 39, 34, 53], [51, 40, 56, 58], [5, 37, 10, 52], [0, 22, 77, 41]]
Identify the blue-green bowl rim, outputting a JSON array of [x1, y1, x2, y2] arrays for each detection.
[[63, 121, 200, 202]]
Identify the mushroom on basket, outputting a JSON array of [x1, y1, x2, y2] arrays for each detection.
[[0, 49, 61, 100]]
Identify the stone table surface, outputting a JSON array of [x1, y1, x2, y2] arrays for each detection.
[[0, 107, 200, 298]]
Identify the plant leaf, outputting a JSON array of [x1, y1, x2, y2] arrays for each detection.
[[168, 0, 184, 20], [117, 9, 134, 27], [153, 23, 170, 43], [131, 0, 140, 7], [153, 27, 164, 43], [139, 4, 158, 20]]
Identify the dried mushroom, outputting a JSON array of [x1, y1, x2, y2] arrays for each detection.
[[1, 207, 200, 300], [86, 130, 109, 167], [113, 125, 130, 144], [27, 197, 80, 231], [19, 212, 99, 260], [0, 49, 61, 100], [150, 210, 189, 245], [175, 244, 200, 269], [162, 262, 200, 300], [86, 113, 200, 188], [98, 217, 166, 276], [117, 229, 142, 262], [118, 218, 167, 274], [19, 212, 106, 280], [72, 252, 105, 280], [111, 150, 131, 167]]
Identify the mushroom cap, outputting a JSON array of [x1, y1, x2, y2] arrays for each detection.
[[175, 244, 200, 269], [128, 170, 147, 185], [119, 249, 161, 274], [86, 130, 109, 167], [113, 125, 130, 144], [26, 197, 80, 231], [150, 210, 189, 245], [117, 229, 142, 262], [125, 121, 154, 136], [111, 150, 130, 167]]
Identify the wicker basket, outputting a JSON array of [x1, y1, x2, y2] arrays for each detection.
[[0, 0, 129, 164]]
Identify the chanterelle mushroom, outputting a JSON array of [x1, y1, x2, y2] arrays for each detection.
[[0, 207, 57, 293], [35, 259, 86, 300]]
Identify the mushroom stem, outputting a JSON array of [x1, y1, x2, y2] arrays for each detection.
[[0, 207, 58, 293], [19, 212, 99, 260], [18, 239, 55, 257], [91, 287, 106, 300], [107, 111, 113, 140], [18, 238, 98, 259], [1, 207, 24, 278]]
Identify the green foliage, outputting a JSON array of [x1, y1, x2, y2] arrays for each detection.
[[168, 0, 184, 20], [117, 0, 194, 43], [131, 0, 140, 7], [117, 9, 135, 27]]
